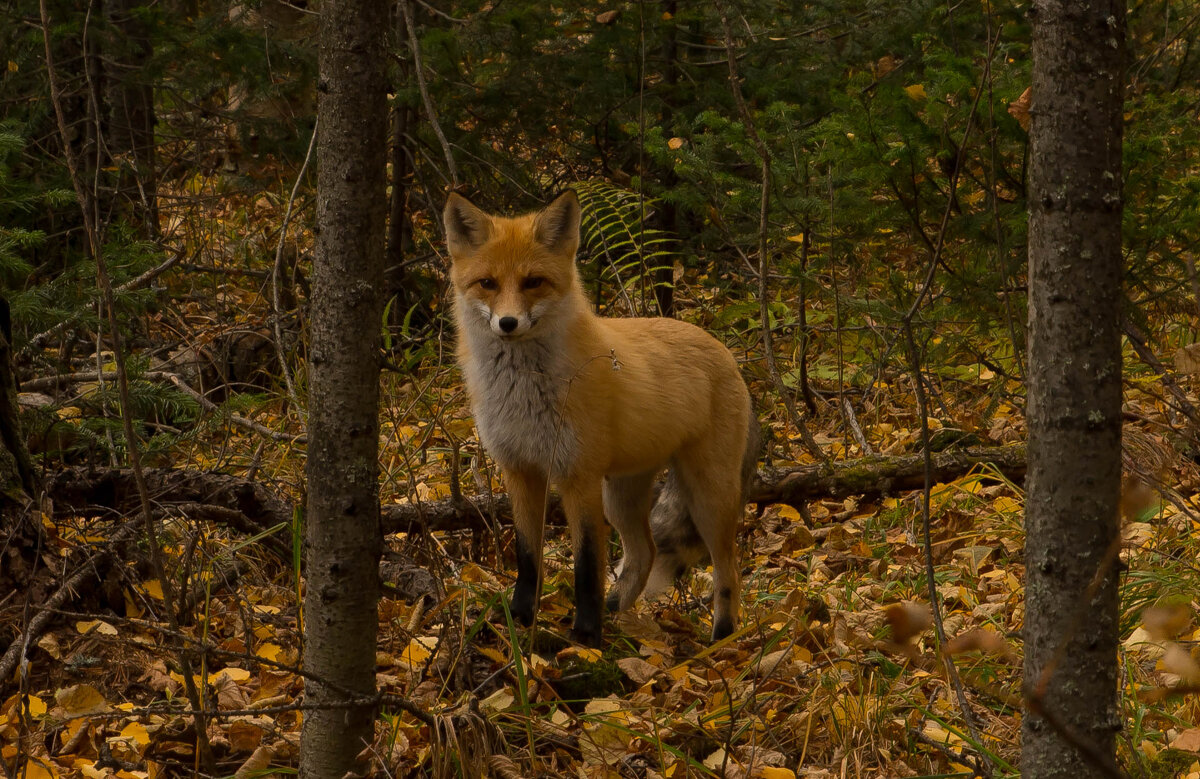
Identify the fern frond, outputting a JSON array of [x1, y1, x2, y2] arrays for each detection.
[[574, 181, 676, 317]]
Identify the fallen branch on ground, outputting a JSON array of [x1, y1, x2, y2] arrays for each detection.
[[45, 445, 1027, 538]]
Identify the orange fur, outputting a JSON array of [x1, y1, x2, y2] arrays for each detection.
[[445, 190, 755, 646]]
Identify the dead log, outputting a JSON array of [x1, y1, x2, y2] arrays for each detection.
[[45, 445, 1026, 539], [747, 444, 1027, 505]]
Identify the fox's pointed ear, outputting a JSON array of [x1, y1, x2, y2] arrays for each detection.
[[444, 193, 491, 256], [534, 190, 581, 254]]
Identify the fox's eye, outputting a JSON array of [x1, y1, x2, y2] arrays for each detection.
[[478, 277, 498, 291], [522, 276, 545, 290]]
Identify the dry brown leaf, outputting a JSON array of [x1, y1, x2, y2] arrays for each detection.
[[1008, 87, 1032, 131], [228, 719, 266, 752], [36, 634, 62, 660], [1175, 343, 1200, 375], [232, 745, 274, 779], [616, 656, 661, 685], [595, 9, 620, 24], [1170, 728, 1200, 753], [213, 673, 250, 710], [54, 684, 109, 717], [138, 661, 179, 694]]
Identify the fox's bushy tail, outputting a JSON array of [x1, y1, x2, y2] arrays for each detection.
[[645, 408, 761, 596]]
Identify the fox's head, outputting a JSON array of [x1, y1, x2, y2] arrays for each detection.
[[443, 191, 582, 341]]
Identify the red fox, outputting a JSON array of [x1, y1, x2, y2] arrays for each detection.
[[444, 190, 758, 647]]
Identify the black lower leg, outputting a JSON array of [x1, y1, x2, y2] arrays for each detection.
[[711, 585, 735, 641], [571, 530, 604, 647], [510, 532, 540, 626]]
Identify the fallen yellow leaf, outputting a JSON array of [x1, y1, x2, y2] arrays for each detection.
[[118, 721, 150, 746]]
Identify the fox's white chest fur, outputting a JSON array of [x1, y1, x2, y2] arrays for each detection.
[[459, 309, 579, 477]]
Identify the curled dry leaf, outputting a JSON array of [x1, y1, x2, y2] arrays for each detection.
[[1008, 87, 1032, 130], [595, 9, 620, 24], [885, 602, 932, 645], [232, 745, 275, 779]]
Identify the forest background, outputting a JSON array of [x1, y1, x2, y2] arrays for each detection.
[[0, 0, 1198, 777]]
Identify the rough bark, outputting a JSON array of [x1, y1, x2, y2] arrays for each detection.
[[300, 0, 389, 775], [1022, 1, 1125, 776]]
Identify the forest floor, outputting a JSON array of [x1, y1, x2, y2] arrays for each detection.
[[4, 177, 1200, 779]]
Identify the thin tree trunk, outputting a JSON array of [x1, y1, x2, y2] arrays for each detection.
[[1022, 0, 1125, 776], [652, 0, 678, 318], [299, 0, 389, 774]]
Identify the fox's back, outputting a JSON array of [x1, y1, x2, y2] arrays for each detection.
[[558, 314, 750, 477]]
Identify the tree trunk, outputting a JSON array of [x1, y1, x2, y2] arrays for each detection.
[[652, 0, 679, 318], [0, 296, 37, 515], [299, 0, 389, 774], [1022, 1, 1125, 776]]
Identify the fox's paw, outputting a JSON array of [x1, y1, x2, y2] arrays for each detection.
[[711, 617, 736, 643], [509, 586, 537, 627], [569, 624, 603, 649], [604, 591, 621, 613]]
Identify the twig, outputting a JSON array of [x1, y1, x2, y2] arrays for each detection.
[[896, 18, 999, 778], [19, 369, 306, 443], [842, 396, 872, 455], [19, 246, 186, 359], [0, 522, 141, 689], [400, 0, 458, 187], [271, 117, 317, 424], [39, 6, 215, 768], [909, 728, 991, 778], [1122, 318, 1200, 425]]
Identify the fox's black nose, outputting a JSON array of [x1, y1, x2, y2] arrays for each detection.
[[498, 316, 519, 333]]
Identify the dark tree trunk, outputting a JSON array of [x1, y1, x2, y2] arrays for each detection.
[[0, 296, 37, 515], [299, 0, 389, 774], [652, 0, 679, 318], [1022, 0, 1125, 776]]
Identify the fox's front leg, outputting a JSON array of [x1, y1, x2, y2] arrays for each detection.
[[561, 480, 608, 647], [505, 467, 549, 627]]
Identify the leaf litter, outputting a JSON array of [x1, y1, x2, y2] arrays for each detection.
[[4, 182, 1200, 779]]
